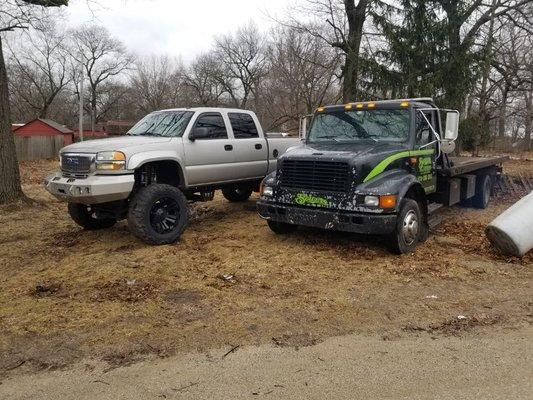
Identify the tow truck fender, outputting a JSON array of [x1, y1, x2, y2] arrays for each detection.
[[357, 169, 426, 213]]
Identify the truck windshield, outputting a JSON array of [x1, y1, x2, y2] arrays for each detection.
[[308, 109, 410, 143], [127, 111, 194, 137]]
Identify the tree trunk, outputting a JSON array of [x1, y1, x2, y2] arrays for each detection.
[[478, 0, 497, 118], [91, 91, 96, 134], [342, 0, 368, 102], [0, 36, 25, 205], [525, 87, 532, 151], [498, 85, 508, 139]]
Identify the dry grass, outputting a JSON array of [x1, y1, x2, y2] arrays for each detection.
[[0, 159, 531, 375]]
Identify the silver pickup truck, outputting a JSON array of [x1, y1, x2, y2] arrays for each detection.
[[44, 107, 299, 244]]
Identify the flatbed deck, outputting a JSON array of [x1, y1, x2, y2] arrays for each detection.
[[439, 156, 508, 177]]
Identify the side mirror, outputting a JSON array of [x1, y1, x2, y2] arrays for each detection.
[[299, 114, 313, 140], [444, 111, 459, 141], [189, 127, 211, 141], [440, 140, 456, 154]]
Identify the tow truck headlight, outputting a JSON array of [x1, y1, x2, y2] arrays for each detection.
[[96, 151, 126, 171], [364, 195, 397, 209], [261, 185, 274, 197], [364, 196, 379, 207]]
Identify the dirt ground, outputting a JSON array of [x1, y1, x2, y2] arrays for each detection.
[[0, 158, 532, 379]]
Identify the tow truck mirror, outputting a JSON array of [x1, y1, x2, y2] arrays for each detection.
[[444, 111, 459, 141], [440, 140, 456, 154]]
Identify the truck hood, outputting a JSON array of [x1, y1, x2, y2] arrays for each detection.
[[60, 136, 173, 155], [280, 141, 409, 183]]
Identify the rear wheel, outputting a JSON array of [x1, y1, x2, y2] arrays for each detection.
[[222, 186, 253, 202], [128, 184, 188, 245], [472, 175, 492, 209], [389, 199, 422, 254], [267, 220, 298, 234], [68, 203, 117, 230]]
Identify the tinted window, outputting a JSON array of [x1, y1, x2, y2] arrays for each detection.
[[194, 113, 228, 139], [415, 110, 436, 146], [229, 113, 259, 139]]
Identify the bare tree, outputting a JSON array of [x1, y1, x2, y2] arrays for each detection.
[[287, 0, 371, 102], [214, 23, 268, 108], [491, 23, 532, 139], [70, 24, 133, 131], [0, 0, 67, 204], [131, 55, 184, 113], [261, 25, 340, 132], [183, 53, 225, 106], [6, 19, 71, 119]]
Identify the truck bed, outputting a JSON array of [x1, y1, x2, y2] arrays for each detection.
[[439, 156, 508, 177]]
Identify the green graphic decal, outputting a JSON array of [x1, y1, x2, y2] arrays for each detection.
[[363, 149, 435, 183], [295, 193, 330, 207], [417, 156, 433, 182]]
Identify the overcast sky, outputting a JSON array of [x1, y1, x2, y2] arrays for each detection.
[[66, 0, 292, 62]]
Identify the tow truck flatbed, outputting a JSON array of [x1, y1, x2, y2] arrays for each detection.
[[441, 156, 509, 177]]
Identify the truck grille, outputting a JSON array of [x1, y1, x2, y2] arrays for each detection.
[[61, 154, 93, 175], [279, 160, 351, 193]]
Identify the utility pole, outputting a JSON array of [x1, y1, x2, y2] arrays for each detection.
[[79, 63, 84, 142]]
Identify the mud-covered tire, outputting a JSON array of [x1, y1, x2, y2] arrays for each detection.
[[472, 175, 492, 209], [388, 199, 422, 254], [127, 184, 188, 245], [68, 203, 117, 230], [222, 186, 253, 202], [267, 220, 298, 234]]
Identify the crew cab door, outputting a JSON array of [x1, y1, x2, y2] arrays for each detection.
[[227, 112, 268, 180], [414, 108, 438, 194], [183, 112, 236, 186]]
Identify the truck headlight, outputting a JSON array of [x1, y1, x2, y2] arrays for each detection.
[[261, 185, 274, 197], [364, 195, 397, 209], [96, 151, 126, 171], [364, 196, 379, 206]]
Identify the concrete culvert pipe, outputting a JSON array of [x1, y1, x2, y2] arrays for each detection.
[[485, 191, 533, 257]]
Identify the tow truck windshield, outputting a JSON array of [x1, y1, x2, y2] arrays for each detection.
[[127, 111, 194, 137], [308, 109, 410, 143]]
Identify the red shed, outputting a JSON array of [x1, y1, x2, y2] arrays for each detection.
[[14, 118, 74, 145]]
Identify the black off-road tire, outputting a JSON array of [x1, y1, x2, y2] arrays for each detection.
[[388, 199, 422, 254], [127, 184, 188, 245], [68, 203, 117, 230], [472, 175, 492, 209], [267, 220, 298, 234], [222, 186, 253, 202]]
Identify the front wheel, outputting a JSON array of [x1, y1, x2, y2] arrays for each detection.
[[68, 203, 117, 230], [388, 199, 422, 254], [127, 184, 188, 245], [222, 186, 253, 202], [267, 220, 298, 234]]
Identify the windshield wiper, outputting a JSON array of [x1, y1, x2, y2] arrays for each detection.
[[315, 135, 341, 142], [138, 131, 166, 137]]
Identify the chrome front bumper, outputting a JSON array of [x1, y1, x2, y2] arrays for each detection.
[[44, 172, 135, 204]]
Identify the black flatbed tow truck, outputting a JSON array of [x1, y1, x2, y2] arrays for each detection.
[[257, 98, 507, 253]]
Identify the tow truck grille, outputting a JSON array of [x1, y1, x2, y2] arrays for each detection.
[[279, 160, 351, 193], [61, 154, 93, 175]]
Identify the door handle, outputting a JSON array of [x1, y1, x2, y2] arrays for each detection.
[[224, 145, 233, 151], [255, 143, 263, 150]]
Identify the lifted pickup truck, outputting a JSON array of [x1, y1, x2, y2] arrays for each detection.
[[44, 108, 298, 244], [257, 98, 507, 254]]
